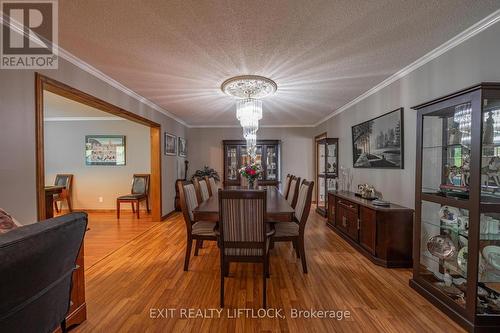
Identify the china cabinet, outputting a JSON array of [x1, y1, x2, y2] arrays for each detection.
[[411, 83, 500, 332], [223, 140, 281, 186], [315, 136, 339, 217]]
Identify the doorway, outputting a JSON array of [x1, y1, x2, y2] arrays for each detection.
[[35, 73, 162, 222]]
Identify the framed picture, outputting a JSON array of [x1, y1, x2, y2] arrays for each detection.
[[178, 137, 187, 157], [85, 135, 126, 166], [352, 108, 404, 169], [164, 132, 177, 156]]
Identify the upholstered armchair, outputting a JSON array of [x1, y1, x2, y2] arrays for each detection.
[[116, 174, 150, 219]]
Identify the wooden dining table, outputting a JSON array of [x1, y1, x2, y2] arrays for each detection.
[[193, 186, 295, 223]]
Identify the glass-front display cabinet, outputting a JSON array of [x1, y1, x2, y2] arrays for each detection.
[[315, 137, 338, 217], [411, 83, 500, 332], [223, 140, 281, 186]]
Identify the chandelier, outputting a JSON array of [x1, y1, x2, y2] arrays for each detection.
[[221, 75, 277, 160]]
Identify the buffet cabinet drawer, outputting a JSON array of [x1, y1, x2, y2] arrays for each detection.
[[337, 199, 358, 212], [336, 204, 359, 241]]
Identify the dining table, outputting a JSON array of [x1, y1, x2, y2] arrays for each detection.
[[193, 185, 295, 223]]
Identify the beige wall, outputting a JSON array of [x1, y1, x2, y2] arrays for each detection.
[[314, 19, 500, 209], [187, 127, 315, 186], [0, 57, 187, 224], [44, 119, 150, 210]]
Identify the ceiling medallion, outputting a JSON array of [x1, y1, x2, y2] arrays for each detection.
[[221, 75, 277, 161], [221, 75, 277, 99]]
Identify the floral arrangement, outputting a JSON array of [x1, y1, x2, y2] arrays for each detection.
[[239, 163, 261, 186]]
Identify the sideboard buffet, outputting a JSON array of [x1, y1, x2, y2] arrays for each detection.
[[327, 190, 414, 268]]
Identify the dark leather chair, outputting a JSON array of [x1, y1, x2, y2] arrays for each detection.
[[0, 212, 87, 333], [116, 174, 150, 219], [53, 174, 73, 213]]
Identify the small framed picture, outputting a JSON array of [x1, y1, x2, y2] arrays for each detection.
[[164, 132, 177, 156], [85, 135, 126, 166], [178, 137, 187, 157]]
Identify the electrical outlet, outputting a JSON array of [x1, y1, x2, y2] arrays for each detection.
[[98, 196, 103, 203]]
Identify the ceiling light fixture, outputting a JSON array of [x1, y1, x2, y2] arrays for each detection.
[[221, 75, 277, 160]]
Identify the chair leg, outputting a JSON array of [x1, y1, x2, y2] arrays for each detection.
[[60, 319, 67, 333], [117, 201, 120, 219], [266, 252, 270, 278], [220, 255, 225, 307], [136, 201, 140, 219], [224, 261, 229, 277], [67, 197, 73, 212], [262, 261, 267, 309], [54, 201, 59, 213], [194, 239, 201, 256], [293, 239, 300, 258], [184, 237, 193, 271], [131, 202, 135, 213], [299, 236, 307, 274], [146, 196, 150, 213]]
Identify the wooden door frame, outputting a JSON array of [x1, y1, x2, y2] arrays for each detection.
[[35, 73, 162, 221]]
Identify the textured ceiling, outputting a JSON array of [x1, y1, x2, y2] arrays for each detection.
[[58, 0, 500, 126]]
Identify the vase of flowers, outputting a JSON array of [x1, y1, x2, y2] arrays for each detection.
[[239, 163, 261, 189]]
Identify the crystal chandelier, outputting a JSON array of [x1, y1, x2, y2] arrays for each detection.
[[221, 75, 277, 160]]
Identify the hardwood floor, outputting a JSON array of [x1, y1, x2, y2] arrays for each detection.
[[58, 210, 158, 268], [72, 210, 464, 333]]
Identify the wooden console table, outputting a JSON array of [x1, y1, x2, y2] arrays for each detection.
[[327, 191, 414, 268]]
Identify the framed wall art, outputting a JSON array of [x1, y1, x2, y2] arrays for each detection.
[[164, 132, 177, 156], [352, 108, 403, 169], [85, 135, 126, 166]]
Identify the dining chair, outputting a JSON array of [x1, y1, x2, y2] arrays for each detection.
[[286, 176, 301, 208], [178, 181, 217, 271], [53, 174, 73, 213], [218, 189, 273, 308], [272, 180, 314, 273], [116, 174, 150, 219], [206, 176, 218, 197], [193, 177, 210, 202], [282, 174, 292, 199]]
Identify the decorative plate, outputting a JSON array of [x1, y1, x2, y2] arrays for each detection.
[[439, 206, 460, 225], [427, 235, 456, 259], [483, 246, 500, 271]]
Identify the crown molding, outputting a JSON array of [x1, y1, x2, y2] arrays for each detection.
[[188, 124, 315, 128], [44, 116, 124, 122], [313, 9, 500, 127]]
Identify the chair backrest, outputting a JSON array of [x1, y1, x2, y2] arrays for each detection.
[[294, 180, 315, 231], [192, 177, 204, 204], [178, 181, 198, 233], [207, 177, 217, 197], [218, 189, 266, 256], [283, 174, 291, 199], [286, 176, 301, 208], [0, 212, 87, 333], [199, 180, 210, 201], [54, 174, 73, 193], [131, 174, 150, 195]]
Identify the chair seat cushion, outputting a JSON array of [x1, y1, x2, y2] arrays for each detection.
[[274, 222, 299, 237], [192, 221, 217, 236], [117, 194, 146, 200]]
